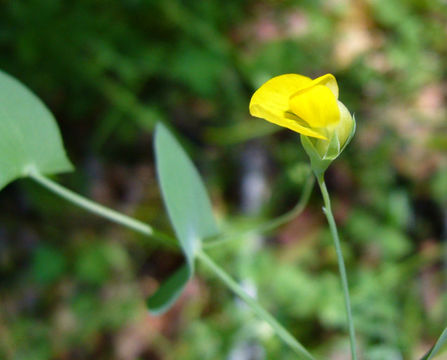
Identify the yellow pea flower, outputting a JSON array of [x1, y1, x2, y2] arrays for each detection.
[[249, 73, 355, 174]]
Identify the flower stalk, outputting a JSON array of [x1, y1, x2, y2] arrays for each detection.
[[317, 175, 358, 360]]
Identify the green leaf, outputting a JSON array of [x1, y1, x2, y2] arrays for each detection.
[[146, 265, 190, 315], [421, 327, 447, 360], [0, 70, 73, 190], [148, 123, 218, 314]]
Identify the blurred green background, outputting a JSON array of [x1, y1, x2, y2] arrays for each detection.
[[1, 0, 447, 359]]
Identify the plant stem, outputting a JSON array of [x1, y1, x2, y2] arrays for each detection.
[[196, 249, 315, 360], [204, 175, 314, 248], [317, 175, 357, 360], [29, 171, 177, 247]]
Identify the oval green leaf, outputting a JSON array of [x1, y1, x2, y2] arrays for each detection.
[[148, 123, 218, 314], [0, 70, 73, 190]]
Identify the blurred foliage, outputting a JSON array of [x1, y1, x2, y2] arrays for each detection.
[[1, 0, 447, 359]]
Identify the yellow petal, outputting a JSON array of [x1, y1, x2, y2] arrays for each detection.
[[290, 74, 339, 99], [289, 84, 340, 128], [249, 73, 312, 121], [312, 73, 339, 98], [249, 74, 327, 138], [250, 103, 327, 139]]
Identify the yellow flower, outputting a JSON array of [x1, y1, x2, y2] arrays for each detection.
[[249, 73, 354, 151]]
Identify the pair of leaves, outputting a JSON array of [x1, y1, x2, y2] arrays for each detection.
[[0, 69, 219, 315], [148, 123, 219, 314]]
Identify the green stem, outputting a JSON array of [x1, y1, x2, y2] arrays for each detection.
[[196, 249, 315, 360], [29, 171, 177, 248], [317, 175, 357, 360], [204, 175, 314, 248]]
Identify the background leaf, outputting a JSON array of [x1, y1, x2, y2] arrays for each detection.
[[148, 123, 218, 313], [0, 70, 73, 190], [421, 327, 447, 360]]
